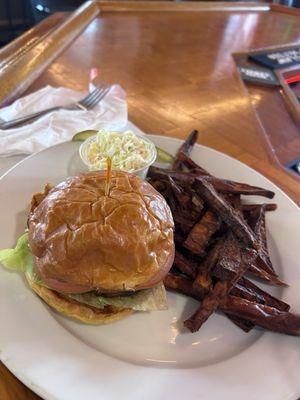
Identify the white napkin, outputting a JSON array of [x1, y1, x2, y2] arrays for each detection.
[[0, 85, 128, 157]]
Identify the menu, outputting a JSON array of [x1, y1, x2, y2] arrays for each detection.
[[249, 47, 300, 69], [237, 65, 279, 86]]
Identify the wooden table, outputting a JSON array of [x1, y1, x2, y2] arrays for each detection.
[[0, 1, 299, 398]]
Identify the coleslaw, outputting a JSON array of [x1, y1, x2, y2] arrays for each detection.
[[81, 129, 156, 173]]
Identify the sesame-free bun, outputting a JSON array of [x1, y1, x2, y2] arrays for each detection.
[[26, 274, 132, 324], [28, 171, 174, 294]]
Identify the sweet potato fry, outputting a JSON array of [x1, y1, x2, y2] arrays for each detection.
[[170, 178, 203, 229], [174, 228, 185, 245], [225, 194, 241, 208], [254, 205, 276, 275], [242, 246, 277, 280], [184, 281, 229, 332], [166, 177, 201, 233], [241, 203, 277, 217], [175, 151, 210, 175], [214, 237, 285, 288], [172, 130, 199, 170], [190, 193, 205, 214], [193, 238, 224, 296], [221, 296, 300, 336], [213, 232, 243, 281], [227, 315, 254, 332], [255, 206, 268, 250], [164, 273, 198, 299], [214, 249, 285, 286], [242, 205, 273, 268], [174, 250, 197, 279], [168, 273, 300, 336], [247, 262, 287, 286], [242, 248, 287, 286], [183, 211, 221, 255], [185, 233, 251, 332], [149, 166, 275, 199], [206, 177, 275, 199], [165, 274, 253, 332], [150, 179, 168, 194], [149, 171, 204, 233], [168, 153, 275, 199], [168, 176, 190, 207], [194, 178, 258, 248], [148, 166, 195, 185], [172, 211, 197, 233], [165, 274, 297, 334], [233, 277, 290, 312]]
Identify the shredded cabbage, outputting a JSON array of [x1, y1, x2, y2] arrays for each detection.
[[0, 234, 168, 312], [84, 129, 154, 172]]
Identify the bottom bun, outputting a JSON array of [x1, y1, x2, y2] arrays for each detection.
[[26, 275, 133, 325]]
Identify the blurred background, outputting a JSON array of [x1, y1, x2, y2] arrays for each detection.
[[0, 0, 84, 46], [0, 0, 299, 47]]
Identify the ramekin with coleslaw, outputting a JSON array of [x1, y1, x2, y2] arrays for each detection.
[[79, 129, 157, 179]]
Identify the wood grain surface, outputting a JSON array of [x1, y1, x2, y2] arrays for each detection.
[[233, 50, 300, 169], [94, 0, 271, 11], [0, 13, 66, 66], [0, 1, 99, 107], [0, 2, 300, 399]]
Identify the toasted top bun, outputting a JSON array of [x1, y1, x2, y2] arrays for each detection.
[[28, 171, 174, 293]]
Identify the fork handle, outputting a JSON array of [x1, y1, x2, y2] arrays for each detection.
[[0, 106, 62, 130]]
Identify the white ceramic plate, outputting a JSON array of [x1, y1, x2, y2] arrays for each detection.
[[0, 135, 299, 400]]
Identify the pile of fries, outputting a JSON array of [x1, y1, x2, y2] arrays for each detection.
[[148, 131, 300, 336]]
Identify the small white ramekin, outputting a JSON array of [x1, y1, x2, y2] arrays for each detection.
[[79, 132, 157, 180]]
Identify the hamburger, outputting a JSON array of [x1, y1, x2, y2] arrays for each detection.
[[1, 171, 175, 324]]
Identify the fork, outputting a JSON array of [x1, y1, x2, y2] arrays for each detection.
[[0, 85, 111, 130]]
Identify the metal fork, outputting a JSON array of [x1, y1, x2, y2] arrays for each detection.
[[0, 85, 111, 130]]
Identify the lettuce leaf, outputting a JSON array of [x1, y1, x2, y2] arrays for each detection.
[[0, 233, 31, 271], [0, 232, 45, 286], [68, 283, 168, 311], [0, 234, 168, 312]]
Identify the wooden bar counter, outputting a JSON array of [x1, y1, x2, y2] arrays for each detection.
[[0, 1, 299, 398]]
